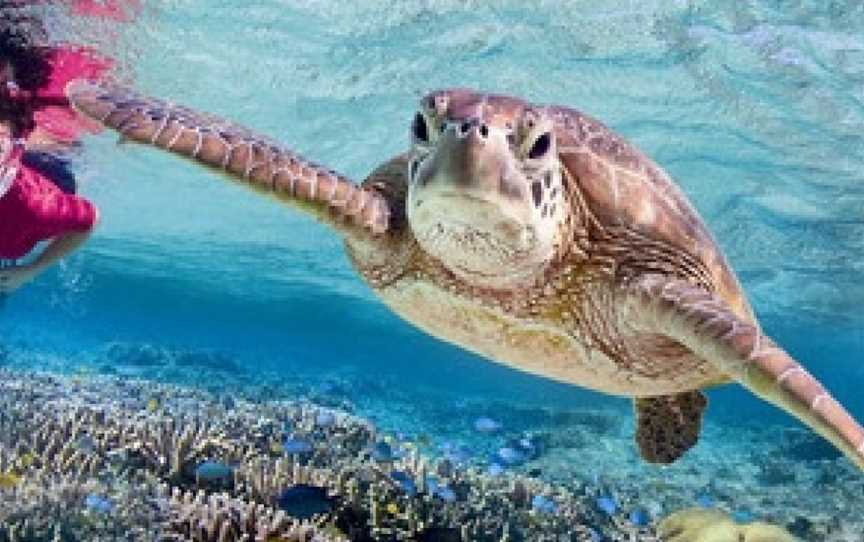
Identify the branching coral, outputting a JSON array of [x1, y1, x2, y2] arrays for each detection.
[[0, 473, 162, 542], [158, 485, 347, 542], [0, 368, 681, 541], [2, 368, 666, 541]]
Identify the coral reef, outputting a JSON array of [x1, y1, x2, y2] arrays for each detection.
[[0, 364, 862, 541], [0, 473, 163, 541], [159, 485, 344, 541], [0, 369, 660, 541]]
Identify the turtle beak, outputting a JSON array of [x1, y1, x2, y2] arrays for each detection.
[[414, 119, 524, 203]]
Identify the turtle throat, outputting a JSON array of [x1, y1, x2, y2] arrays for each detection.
[[407, 123, 564, 290]]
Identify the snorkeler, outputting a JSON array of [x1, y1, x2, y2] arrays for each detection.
[[0, 136, 97, 293], [0, 2, 114, 294]]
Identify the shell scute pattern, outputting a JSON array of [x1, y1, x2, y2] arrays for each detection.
[[349, 92, 741, 390], [550, 104, 753, 323], [551, 106, 649, 175]]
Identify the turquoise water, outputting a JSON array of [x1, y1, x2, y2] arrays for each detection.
[[3, 1, 864, 539]]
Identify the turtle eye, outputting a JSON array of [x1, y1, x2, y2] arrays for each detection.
[[528, 132, 551, 159], [412, 113, 428, 142]]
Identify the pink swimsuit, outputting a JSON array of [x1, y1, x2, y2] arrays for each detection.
[[0, 147, 97, 259], [31, 46, 114, 142], [70, 0, 142, 22], [0, 46, 111, 259], [11, 0, 142, 22]]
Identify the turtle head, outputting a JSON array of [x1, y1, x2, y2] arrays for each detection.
[[406, 89, 566, 289]]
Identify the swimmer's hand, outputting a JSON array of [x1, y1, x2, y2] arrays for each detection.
[[0, 232, 96, 294], [0, 265, 38, 294]]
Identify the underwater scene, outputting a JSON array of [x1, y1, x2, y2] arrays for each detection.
[[1, 1, 864, 540]]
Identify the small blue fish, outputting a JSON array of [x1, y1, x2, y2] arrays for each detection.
[[390, 470, 411, 483], [531, 495, 557, 514], [496, 447, 526, 466], [316, 381, 339, 396], [283, 436, 314, 456], [473, 417, 502, 433], [315, 411, 336, 428], [426, 476, 440, 494], [732, 509, 755, 523], [75, 435, 96, 454], [372, 441, 394, 462], [596, 495, 618, 516], [195, 460, 232, 482], [390, 470, 417, 496], [84, 494, 113, 514], [440, 441, 472, 463], [435, 484, 456, 502], [696, 494, 715, 508], [487, 463, 505, 477], [501, 433, 543, 460], [276, 484, 334, 520], [629, 508, 650, 526]]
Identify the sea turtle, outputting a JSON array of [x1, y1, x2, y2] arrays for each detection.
[[67, 80, 864, 469]]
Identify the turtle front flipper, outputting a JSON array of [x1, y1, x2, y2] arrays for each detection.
[[634, 390, 707, 464], [625, 275, 864, 471], [65, 80, 390, 237]]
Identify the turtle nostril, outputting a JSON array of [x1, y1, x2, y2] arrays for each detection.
[[479, 124, 489, 138], [409, 159, 420, 182], [460, 121, 471, 135]]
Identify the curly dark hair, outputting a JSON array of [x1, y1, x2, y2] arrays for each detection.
[[0, 1, 52, 136]]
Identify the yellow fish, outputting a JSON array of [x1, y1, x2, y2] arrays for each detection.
[[0, 471, 22, 489], [146, 398, 160, 413], [18, 453, 34, 468]]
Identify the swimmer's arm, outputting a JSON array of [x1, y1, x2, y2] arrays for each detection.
[[0, 215, 98, 294], [27, 226, 95, 275]]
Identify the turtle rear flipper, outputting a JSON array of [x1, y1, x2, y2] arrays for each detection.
[[65, 80, 391, 237], [626, 275, 864, 470], [634, 390, 707, 464]]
